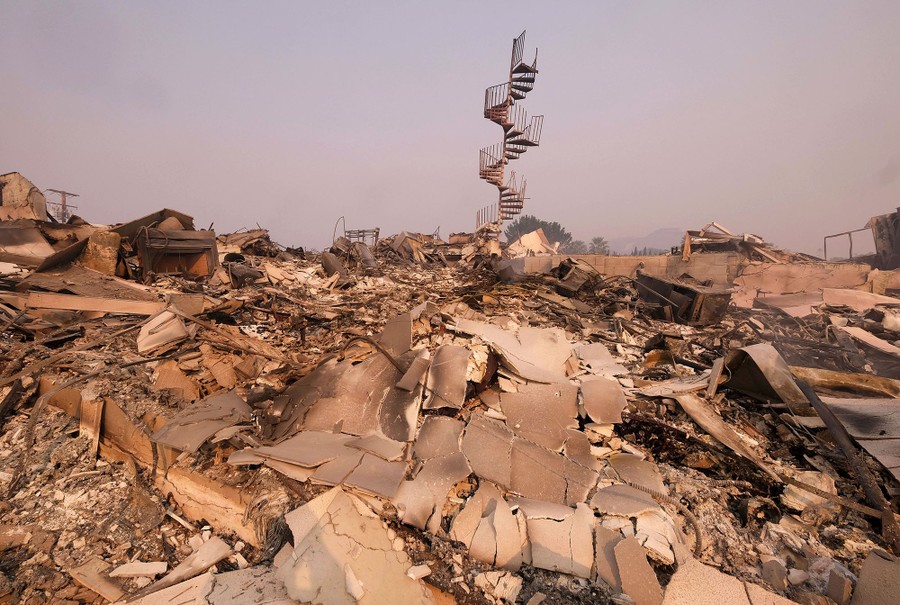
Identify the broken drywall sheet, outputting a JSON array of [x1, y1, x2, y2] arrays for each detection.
[[850, 549, 900, 605], [660, 557, 751, 605], [232, 430, 408, 499], [459, 412, 597, 506], [594, 525, 623, 590], [450, 481, 524, 571], [589, 481, 681, 565], [151, 390, 251, 454], [206, 567, 297, 605], [396, 349, 431, 392], [137, 310, 192, 354], [297, 353, 413, 437], [822, 288, 900, 313], [132, 536, 233, 599], [379, 351, 426, 442], [250, 431, 355, 468], [394, 450, 471, 532], [394, 416, 470, 532], [379, 312, 412, 356], [453, 318, 573, 383], [423, 345, 469, 409], [309, 449, 365, 486], [511, 498, 594, 579], [342, 452, 407, 499], [347, 433, 407, 462], [414, 416, 464, 460], [608, 453, 666, 493], [576, 343, 628, 376], [474, 570, 524, 604], [590, 484, 661, 517], [461, 413, 514, 488], [615, 536, 664, 605], [278, 487, 435, 605], [69, 556, 125, 602], [509, 437, 568, 504], [580, 378, 628, 424], [123, 567, 297, 605], [152, 360, 201, 402], [123, 573, 214, 605], [499, 383, 578, 451]]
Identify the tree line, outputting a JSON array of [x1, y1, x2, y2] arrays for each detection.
[[504, 214, 608, 254]]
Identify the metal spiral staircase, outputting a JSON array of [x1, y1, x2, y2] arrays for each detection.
[[475, 31, 544, 235]]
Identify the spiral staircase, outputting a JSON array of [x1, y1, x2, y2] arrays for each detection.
[[475, 31, 544, 235]]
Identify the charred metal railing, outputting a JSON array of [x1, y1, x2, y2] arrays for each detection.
[[475, 31, 543, 236]]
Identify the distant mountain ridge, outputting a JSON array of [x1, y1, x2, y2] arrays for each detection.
[[605, 227, 685, 255]]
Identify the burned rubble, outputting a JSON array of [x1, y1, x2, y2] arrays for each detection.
[[0, 178, 899, 604]]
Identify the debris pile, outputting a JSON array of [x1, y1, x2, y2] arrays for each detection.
[[0, 176, 898, 605], [682, 222, 818, 264]]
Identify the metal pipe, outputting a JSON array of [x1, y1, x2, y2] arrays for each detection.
[[793, 378, 900, 554]]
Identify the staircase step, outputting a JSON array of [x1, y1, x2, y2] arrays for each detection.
[[512, 63, 538, 75]]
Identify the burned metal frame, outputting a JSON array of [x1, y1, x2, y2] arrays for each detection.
[[345, 228, 380, 247], [823, 227, 871, 262]]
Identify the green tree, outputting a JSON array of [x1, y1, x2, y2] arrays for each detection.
[[561, 240, 587, 254], [504, 215, 573, 248], [589, 236, 609, 255]]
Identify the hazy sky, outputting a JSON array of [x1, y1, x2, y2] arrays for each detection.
[[2, 1, 899, 256]]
